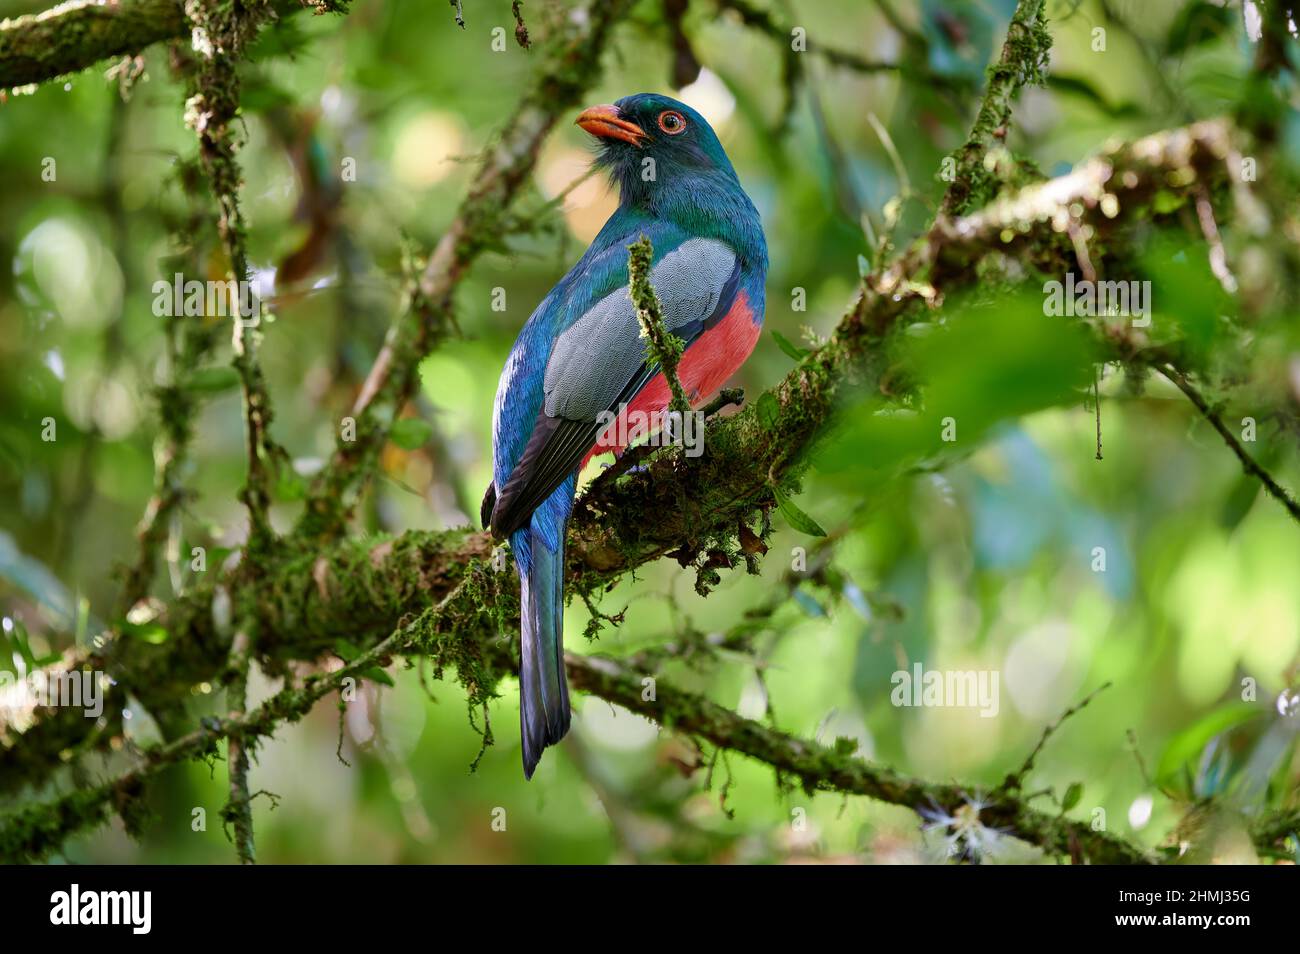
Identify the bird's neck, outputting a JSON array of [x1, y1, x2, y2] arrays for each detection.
[[615, 170, 766, 268]]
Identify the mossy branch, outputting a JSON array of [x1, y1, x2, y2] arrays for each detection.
[[0, 0, 336, 88], [627, 235, 692, 418], [0, 625, 1151, 864], [0, 0, 187, 88], [185, 0, 281, 555], [222, 630, 255, 864], [566, 655, 1154, 864], [0, 596, 445, 863], [939, 0, 1051, 216]]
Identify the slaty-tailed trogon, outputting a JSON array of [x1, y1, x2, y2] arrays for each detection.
[[483, 93, 768, 778]]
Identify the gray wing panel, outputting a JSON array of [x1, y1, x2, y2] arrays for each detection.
[[542, 238, 736, 422]]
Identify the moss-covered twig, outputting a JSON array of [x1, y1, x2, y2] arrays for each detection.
[[0, 0, 337, 88], [627, 235, 691, 418], [180, 2, 286, 862], [565, 654, 1154, 864], [938, 0, 1051, 216], [185, 0, 281, 554], [222, 629, 255, 863]]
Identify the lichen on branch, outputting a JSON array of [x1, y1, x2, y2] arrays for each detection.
[[627, 235, 691, 418], [0, 0, 342, 88], [938, 0, 1051, 216]]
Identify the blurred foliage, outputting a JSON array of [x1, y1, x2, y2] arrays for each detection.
[[1, 0, 1298, 863]]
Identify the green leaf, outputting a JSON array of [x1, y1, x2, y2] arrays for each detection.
[[1155, 701, 1262, 792], [1061, 782, 1083, 812], [1152, 189, 1186, 215], [756, 392, 780, 429], [770, 330, 808, 361], [773, 486, 826, 537], [334, 638, 363, 661], [121, 620, 170, 644], [182, 366, 241, 394], [275, 469, 307, 502], [389, 418, 433, 450], [359, 666, 395, 687], [5, 618, 37, 670]]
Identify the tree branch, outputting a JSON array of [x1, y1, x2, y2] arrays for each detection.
[[221, 630, 255, 864], [939, 0, 1051, 216], [0, 0, 186, 88], [0, 0, 334, 88], [566, 655, 1154, 864], [0, 579, 1153, 865], [185, 0, 281, 554]]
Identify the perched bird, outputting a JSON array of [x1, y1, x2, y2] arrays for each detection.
[[483, 93, 768, 778]]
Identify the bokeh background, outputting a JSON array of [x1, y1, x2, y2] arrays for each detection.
[[1, 0, 1298, 862]]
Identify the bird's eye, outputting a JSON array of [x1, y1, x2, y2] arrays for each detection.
[[657, 110, 687, 135]]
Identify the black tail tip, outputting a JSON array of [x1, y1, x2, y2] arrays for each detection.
[[521, 719, 571, 780], [522, 749, 540, 780]]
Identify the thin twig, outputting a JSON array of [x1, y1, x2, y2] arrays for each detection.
[[512, 1, 530, 48], [1159, 364, 1300, 524], [1094, 364, 1103, 461], [223, 629, 255, 864], [627, 235, 691, 418], [1002, 682, 1113, 793], [187, 0, 281, 554]]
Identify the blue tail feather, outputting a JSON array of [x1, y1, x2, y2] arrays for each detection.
[[513, 509, 572, 779]]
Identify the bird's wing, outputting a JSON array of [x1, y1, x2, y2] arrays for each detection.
[[489, 231, 741, 538]]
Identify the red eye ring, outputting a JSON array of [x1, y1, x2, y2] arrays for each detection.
[[657, 110, 687, 135]]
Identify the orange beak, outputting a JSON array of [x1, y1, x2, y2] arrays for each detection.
[[575, 104, 647, 147]]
